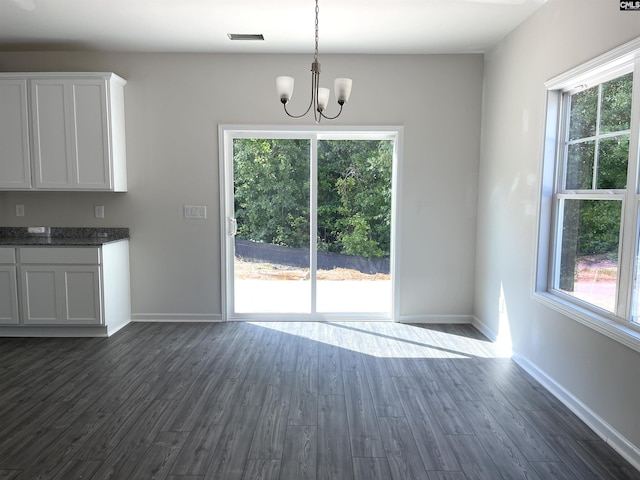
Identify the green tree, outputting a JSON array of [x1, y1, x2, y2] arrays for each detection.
[[233, 138, 393, 258], [318, 140, 392, 258], [233, 138, 310, 248]]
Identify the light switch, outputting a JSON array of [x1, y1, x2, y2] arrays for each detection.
[[184, 205, 207, 219], [16, 205, 25, 217], [95, 205, 105, 218]]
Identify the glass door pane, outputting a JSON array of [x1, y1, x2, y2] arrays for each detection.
[[316, 139, 393, 314], [232, 138, 311, 313]]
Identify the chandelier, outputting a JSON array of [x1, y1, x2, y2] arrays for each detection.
[[276, 0, 352, 123]]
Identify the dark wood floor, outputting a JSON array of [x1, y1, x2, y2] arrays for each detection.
[[0, 321, 638, 480]]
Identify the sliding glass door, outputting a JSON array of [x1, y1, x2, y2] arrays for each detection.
[[232, 138, 312, 314], [220, 127, 400, 320], [315, 139, 393, 314]]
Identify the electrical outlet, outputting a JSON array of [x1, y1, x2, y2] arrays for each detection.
[[16, 205, 25, 217], [95, 205, 105, 218]]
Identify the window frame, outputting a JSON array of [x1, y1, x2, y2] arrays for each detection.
[[534, 37, 640, 353]]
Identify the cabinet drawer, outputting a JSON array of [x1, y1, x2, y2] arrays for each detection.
[[0, 248, 16, 264], [20, 247, 100, 265]]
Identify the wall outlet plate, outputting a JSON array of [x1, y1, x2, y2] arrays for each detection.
[[95, 205, 105, 218], [184, 205, 207, 219], [16, 205, 25, 217]]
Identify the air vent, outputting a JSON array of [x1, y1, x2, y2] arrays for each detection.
[[227, 34, 265, 41]]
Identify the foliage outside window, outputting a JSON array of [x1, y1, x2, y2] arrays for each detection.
[[539, 43, 640, 340], [232, 138, 392, 260]]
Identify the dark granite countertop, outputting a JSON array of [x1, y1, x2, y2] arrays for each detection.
[[0, 227, 129, 246]]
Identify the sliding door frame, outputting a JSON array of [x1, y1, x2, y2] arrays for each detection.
[[218, 125, 403, 322]]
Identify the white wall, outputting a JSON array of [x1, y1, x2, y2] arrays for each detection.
[[0, 52, 483, 321], [475, 0, 640, 455]]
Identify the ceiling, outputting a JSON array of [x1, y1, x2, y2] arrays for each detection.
[[0, 0, 547, 54]]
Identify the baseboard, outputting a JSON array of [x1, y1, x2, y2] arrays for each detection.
[[513, 353, 640, 471], [471, 315, 498, 341], [398, 314, 473, 324], [131, 313, 224, 322], [106, 320, 130, 336], [0, 325, 110, 337], [133, 313, 469, 324]]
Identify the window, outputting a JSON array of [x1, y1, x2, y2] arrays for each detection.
[[554, 73, 632, 313], [536, 38, 640, 349]]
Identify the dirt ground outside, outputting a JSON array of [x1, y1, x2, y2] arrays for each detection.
[[234, 258, 390, 281], [565, 254, 618, 312], [575, 254, 617, 283]]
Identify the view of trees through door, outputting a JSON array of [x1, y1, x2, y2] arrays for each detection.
[[229, 134, 395, 318]]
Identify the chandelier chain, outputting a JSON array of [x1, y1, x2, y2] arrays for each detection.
[[314, 0, 319, 62]]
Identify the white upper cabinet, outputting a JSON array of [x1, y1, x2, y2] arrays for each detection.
[[31, 79, 73, 188], [0, 79, 32, 189], [0, 73, 127, 192]]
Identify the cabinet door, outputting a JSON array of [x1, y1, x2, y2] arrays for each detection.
[[0, 266, 19, 325], [31, 78, 112, 190], [63, 266, 102, 324], [0, 79, 32, 189], [21, 266, 61, 323], [30, 80, 73, 189], [21, 265, 102, 325], [70, 80, 111, 189]]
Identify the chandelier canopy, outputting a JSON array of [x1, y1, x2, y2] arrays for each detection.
[[276, 0, 352, 123]]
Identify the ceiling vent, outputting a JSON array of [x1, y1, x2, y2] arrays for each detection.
[[227, 34, 265, 41]]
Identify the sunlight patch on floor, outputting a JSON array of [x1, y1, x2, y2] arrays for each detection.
[[249, 321, 508, 359]]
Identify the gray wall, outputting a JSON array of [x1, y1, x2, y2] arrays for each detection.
[[475, 0, 640, 452], [0, 52, 483, 321]]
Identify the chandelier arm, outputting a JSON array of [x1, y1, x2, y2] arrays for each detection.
[[319, 104, 344, 121], [282, 69, 317, 119], [283, 101, 314, 119]]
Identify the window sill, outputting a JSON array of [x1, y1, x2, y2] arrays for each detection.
[[533, 291, 640, 354]]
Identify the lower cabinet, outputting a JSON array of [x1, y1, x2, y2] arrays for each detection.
[[21, 265, 101, 325], [0, 265, 19, 325], [0, 242, 130, 336], [0, 247, 19, 324]]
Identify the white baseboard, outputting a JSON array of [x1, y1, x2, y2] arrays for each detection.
[[0, 325, 110, 337], [471, 315, 498, 341], [513, 353, 640, 471], [132, 313, 470, 324], [398, 314, 473, 324], [131, 313, 223, 322]]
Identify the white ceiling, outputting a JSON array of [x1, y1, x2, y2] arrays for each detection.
[[0, 0, 547, 54]]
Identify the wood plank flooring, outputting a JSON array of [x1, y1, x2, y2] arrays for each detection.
[[0, 321, 638, 480]]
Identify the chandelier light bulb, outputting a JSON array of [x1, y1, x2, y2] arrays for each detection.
[[317, 88, 330, 111], [334, 78, 353, 105], [276, 76, 295, 104]]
